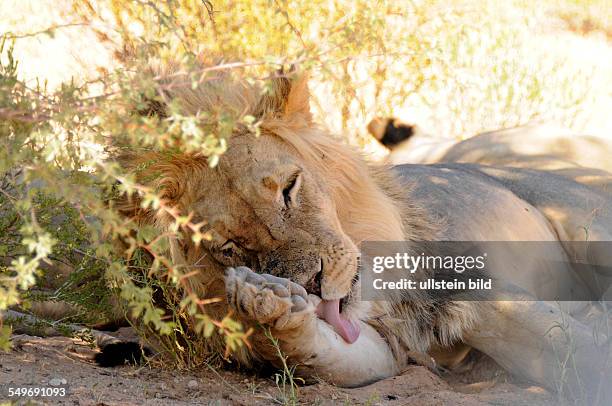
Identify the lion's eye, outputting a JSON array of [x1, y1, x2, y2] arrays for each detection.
[[282, 172, 301, 209], [221, 240, 237, 257]]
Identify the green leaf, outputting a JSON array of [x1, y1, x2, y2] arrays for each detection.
[[0, 325, 12, 352]]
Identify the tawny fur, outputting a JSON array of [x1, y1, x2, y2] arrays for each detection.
[[112, 65, 470, 365], [110, 64, 611, 398]]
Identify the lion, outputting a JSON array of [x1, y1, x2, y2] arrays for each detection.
[[111, 68, 612, 402], [368, 117, 612, 194]]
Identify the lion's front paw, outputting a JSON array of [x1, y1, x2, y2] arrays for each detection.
[[224, 266, 316, 331]]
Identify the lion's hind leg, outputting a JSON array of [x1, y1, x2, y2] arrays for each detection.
[[465, 299, 611, 403]]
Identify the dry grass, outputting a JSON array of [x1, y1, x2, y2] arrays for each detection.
[[3, 0, 610, 152]]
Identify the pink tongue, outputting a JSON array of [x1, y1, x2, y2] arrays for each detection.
[[316, 299, 361, 344]]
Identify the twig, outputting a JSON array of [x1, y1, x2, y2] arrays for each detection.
[[2, 23, 90, 40], [3, 309, 120, 348]]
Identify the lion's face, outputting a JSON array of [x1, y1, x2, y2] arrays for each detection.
[[181, 131, 358, 302], [121, 71, 392, 342]]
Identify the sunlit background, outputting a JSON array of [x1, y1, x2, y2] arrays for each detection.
[[3, 0, 610, 155]]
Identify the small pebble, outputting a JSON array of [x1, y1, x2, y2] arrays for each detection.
[[187, 379, 198, 389], [48, 378, 67, 387]]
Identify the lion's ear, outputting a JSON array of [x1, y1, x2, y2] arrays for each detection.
[[257, 71, 312, 123], [284, 73, 312, 122]]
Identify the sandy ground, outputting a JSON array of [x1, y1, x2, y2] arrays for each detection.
[[0, 331, 560, 406]]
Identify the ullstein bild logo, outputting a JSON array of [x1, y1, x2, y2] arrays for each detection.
[[359, 241, 612, 301]]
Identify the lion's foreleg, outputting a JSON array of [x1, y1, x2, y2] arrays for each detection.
[[225, 267, 398, 387], [286, 318, 399, 388]]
